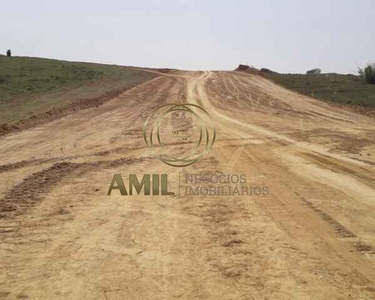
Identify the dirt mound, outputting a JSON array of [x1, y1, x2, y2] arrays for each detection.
[[0, 124, 18, 136], [234, 64, 263, 76], [0, 162, 81, 218]]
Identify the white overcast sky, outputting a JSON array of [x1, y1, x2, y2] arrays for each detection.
[[0, 0, 374, 73]]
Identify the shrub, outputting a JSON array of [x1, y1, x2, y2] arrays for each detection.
[[260, 68, 277, 74], [358, 63, 375, 84], [306, 68, 321, 75]]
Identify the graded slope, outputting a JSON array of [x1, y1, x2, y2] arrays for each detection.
[[1, 70, 375, 299]]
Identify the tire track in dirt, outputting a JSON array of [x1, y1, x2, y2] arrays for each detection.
[[189, 70, 375, 294], [0, 157, 154, 219]]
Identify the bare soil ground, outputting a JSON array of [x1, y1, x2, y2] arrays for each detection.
[[1, 70, 375, 299]]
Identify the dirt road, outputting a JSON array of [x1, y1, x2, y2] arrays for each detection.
[[1, 70, 375, 299]]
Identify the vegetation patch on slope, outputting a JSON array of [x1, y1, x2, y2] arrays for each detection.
[[264, 73, 375, 109], [0, 56, 156, 134]]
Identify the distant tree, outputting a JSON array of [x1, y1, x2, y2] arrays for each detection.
[[358, 62, 375, 84], [306, 68, 321, 75], [6, 49, 11, 57]]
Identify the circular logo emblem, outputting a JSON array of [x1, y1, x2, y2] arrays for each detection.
[[143, 103, 216, 167]]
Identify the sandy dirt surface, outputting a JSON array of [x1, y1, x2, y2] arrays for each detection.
[[1, 70, 375, 299]]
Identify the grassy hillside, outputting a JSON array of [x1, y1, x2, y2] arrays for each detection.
[[0, 55, 155, 126], [264, 73, 375, 108]]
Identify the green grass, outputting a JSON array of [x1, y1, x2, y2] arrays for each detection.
[[264, 73, 375, 107], [0, 55, 155, 125]]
